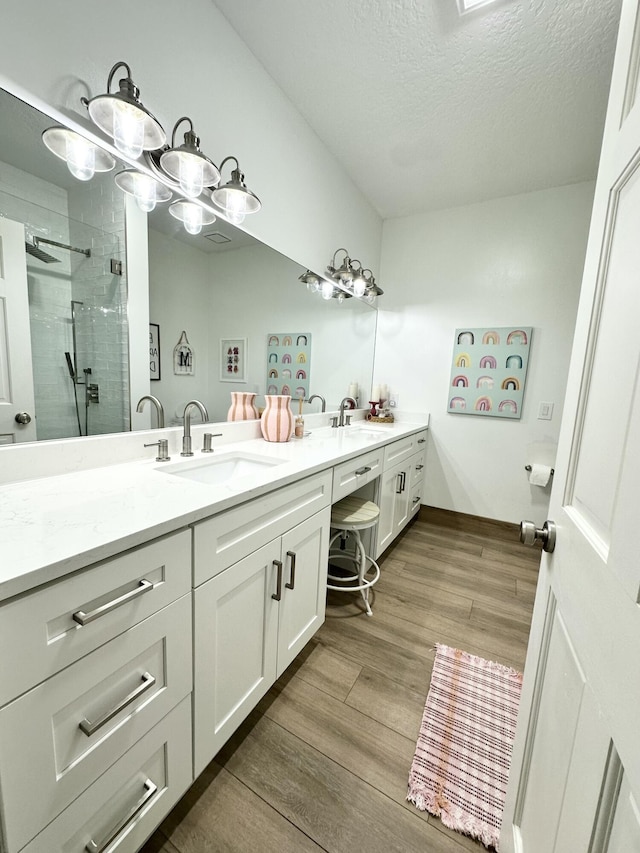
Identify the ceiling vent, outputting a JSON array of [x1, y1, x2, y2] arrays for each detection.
[[203, 231, 232, 244]]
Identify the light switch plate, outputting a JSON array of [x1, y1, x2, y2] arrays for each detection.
[[538, 401, 554, 420]]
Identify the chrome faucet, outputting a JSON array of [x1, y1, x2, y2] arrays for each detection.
[[181, 400, 209, 456], [338, 396, 357, 427], [136, 395, 165, 428], [306, 394, 326, 412]]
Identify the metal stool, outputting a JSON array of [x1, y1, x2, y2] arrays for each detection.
[[327, 495, 381, 617]]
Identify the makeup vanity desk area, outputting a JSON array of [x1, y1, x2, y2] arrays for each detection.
[[0, 417, 427, 853]]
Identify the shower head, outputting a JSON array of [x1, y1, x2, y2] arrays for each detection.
[[25, 240, 60, 264]]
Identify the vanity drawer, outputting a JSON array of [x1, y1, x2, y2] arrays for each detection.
[[409, 480, 423, 519], [332, 448, 383, 503], [194, 471, 331, 585], [409, 453, 426, 487], [383, 430, 428, 468], [0, 594, 192, 853], [21, 695, 192, 853], [0, 530, 191, 706]]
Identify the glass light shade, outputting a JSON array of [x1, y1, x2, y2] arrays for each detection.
[[66, 135, 96, 181], [212, 182, 261, 217], [353, 275, 367, 298], [169, 200, 216, 236], [115, 170, 172, 212], [87, 94, 165, 156], [42, 127, 116, 179], [321, 281, 335, 301], [160, 148, 220, 198]]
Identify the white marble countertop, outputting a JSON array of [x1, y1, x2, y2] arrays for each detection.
[[0, 419, 428, 602]]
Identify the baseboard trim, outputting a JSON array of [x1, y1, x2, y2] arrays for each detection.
[[417, 505, 524, 544]]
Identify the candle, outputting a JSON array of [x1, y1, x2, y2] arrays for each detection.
[[349, 382, 358, 400], [380, 384, 388, 401], [371, 385, 381, 402]]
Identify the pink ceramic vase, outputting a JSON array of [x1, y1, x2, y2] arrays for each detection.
[[227, 392, 259, 421], [260, 394, 293, 442]]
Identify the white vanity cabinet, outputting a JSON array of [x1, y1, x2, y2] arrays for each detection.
[[0, 531, 193, 853], [192, 471, 332, 776], [375, 430, 427, 557]]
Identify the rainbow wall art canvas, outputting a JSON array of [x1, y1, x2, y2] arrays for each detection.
[[447, 327, 532, 419], [265, 332, 312, 399]]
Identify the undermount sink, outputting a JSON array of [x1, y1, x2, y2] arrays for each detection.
[[160, 452, 283, 486]]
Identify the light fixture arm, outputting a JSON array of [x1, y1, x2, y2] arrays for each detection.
[[218, 155, 240, 175], [330, 248, 350, 268], [106, 61, 133, 93], [170, 117, 196, 147]]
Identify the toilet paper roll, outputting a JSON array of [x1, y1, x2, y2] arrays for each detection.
[[528, 463, 552, 487]]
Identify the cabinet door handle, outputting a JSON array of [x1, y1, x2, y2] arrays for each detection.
[[73, 579, 154, 626], [415, 464, 424, 471], [85, 778, 158, 853], [272, 560, 283, 601], [396, 473, 403, 494], [285, 550, 297, 590], [418, 438, 426, 444], [355, 466, 371, 475], [413, 496, 421, 504], [79, 672, 156, 736], [401, 471, 407, 492]]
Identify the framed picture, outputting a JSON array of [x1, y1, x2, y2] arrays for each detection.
[[220, 337, 247, 382], [149, 323, 160, 380]]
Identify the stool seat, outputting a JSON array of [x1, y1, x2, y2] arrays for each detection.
[[331, 496, 380, 529], [328, 495, 381, 617]]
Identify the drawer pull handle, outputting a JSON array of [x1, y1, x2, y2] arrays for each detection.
[[396, 473, 403, 494], [413, 496, 421, 504], [272, 560, 283, 601], [355, 466, 371, 475], [418, 438, 426, 444], [79, 672, 156, 736], [285, 550, 297, 590], [415, 464, 424, 471], [73, 579, 154, 626], [85, 778, 158, 853]]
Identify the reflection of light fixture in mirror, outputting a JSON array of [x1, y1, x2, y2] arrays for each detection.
[[42, 127, 116, 182], [298, 270, 321, 293], [211, 156, 261, 224], [83, 61, 166, 159], [169, 199, 216, 235], [114, 170, 172, 213], [326, 249, 382, 299], [159, 117, 220, 198]]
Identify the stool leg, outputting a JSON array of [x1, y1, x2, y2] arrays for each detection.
[[353, 530, 373, 617]]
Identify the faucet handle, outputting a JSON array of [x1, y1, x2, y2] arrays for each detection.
[[144, 439, 170, 461], [202, 432, 223, 453], [345, 414, 352, 426], [330, 416, 339, 428]]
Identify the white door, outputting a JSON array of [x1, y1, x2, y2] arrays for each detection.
[[0, 216, 36, 443], [502, 3, 640, 850]]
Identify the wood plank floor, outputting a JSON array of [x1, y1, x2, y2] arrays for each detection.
[[142, 507, 540, 853]]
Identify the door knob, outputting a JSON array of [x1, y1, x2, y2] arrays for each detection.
[[520, 520, 556, 553], [14, 412, 32, 425]]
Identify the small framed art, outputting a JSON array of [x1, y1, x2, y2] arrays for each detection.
[[149, 323, 160, 380], [220, 337, 247, 382]]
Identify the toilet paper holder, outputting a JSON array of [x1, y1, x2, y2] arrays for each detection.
[[525, 464, 554, 476]]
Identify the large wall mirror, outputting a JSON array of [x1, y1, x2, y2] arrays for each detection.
[[0, 86, 377, 446]]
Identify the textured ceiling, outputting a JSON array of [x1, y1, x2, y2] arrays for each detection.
[[212, 0, 622, 219]]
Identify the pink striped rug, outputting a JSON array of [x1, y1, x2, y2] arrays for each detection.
[[407, 644, 523, 850]]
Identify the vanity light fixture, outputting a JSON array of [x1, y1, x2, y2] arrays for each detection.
[[159, 117, 220, 199], [325, 249, 382, 300], [82, 61, 166, 160], [298, 270, 322, 293], [211, 156, 261, 224], [169, 199, 216, 235], [42, 127, 116, 182], [114, 169, 172, 213]]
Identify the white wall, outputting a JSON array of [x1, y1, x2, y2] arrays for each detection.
[[0, 0, 382, 278], [376, 183, 595, 524]]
